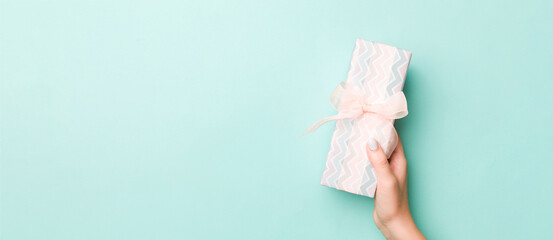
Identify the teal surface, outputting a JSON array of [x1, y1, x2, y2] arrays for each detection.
[[1, 0, 553, 239]]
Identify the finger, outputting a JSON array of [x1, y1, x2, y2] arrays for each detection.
[[390, 135, 405, 161], [389, 136, 407, 181], [366, 138, 395, 186]]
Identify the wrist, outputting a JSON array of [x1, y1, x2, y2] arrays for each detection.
[[379, 214, 425, 240]]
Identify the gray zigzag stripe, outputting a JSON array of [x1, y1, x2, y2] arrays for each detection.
[[386, 49, 408, 96], [346, 44, 361, 80], [365, 43, 383, 99], [359, 157, 376, 196], [334, 41, 374, 190], [326, 40, 373, 188], [352, 40, 373, 85], [326, 118, 354, 187], [336, 116, 362, 190], [321, 119, 340, 185]]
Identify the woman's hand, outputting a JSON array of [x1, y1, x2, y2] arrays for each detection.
[[366, 137, 425, 240]]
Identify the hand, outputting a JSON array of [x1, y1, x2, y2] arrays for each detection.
[[366, 137, 425, 240]]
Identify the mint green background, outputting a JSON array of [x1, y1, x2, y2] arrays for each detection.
[[1, 0, 552, 239]]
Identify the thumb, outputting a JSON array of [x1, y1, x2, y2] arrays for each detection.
[[366, 138, 395, 186]]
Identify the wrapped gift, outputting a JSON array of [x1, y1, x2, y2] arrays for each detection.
[[305, 39, 412, 197]]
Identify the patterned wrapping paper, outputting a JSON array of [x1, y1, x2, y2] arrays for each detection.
[[320, 39, 411, 197]]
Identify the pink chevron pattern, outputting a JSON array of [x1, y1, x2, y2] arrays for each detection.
[[320, 39, 411, 197]]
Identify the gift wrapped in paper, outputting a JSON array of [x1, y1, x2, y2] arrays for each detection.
[[305, 39, 412, 197]]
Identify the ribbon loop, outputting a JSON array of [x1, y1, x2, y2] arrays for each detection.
[[303, 82, 408, 135]]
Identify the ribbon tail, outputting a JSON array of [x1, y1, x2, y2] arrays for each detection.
[[389, 92, 408, 119], [302, 112, 360, 136]]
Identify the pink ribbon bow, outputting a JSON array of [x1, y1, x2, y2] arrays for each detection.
[[304, 82, 408, 135]]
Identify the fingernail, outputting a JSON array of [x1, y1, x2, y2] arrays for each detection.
[[368, 138, 378, 151]]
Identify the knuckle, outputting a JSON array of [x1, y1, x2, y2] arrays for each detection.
[[371, 156, 388, 168]]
